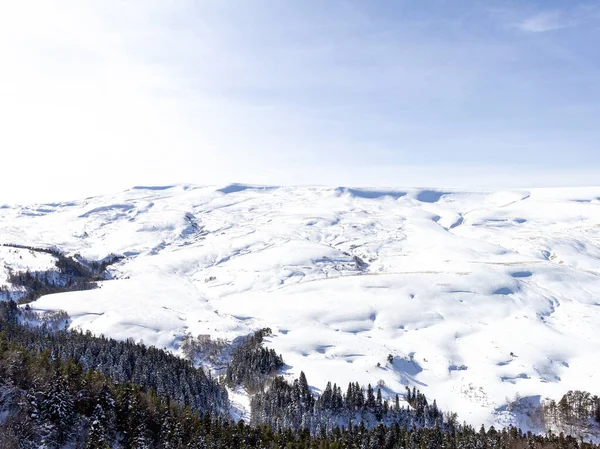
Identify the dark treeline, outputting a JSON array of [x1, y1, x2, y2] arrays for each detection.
[[2, 243, 64, 257], [225, 327, 284, 392], [0, 330, 254, 448], [1, 335, 598, 449], [180, 327, 284, 389], [540, 390, 600, 435], [250, 371, 443, 434], [2, 300, 600, 448], [0, 300, 228, 417], [2, 243, 122, 304]]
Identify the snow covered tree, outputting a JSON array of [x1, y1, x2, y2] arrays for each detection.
[[42, 369, 74, 445], [86, 404, 110, 449], [366, 384, 376, 410]]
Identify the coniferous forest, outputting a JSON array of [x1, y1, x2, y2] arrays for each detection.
[[1, 300, 599, 448], [1, 243, 122, 304]]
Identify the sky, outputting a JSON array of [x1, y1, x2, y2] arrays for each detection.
[[1, 0, 599, 203]]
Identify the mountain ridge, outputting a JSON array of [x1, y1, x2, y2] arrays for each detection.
[[1, 184, 600, 431]]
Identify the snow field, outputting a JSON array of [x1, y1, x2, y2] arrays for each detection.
[[1, 184, 599, 428]]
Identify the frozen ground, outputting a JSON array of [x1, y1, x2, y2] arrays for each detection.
[[1, 184, 600, 428]]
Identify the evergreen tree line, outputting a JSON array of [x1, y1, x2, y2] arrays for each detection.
[[225, 327, 285, 392], [2, 300, 600, 447], [180, 327, 284, 390], [0, 300, 228, 417], [1, 336, 598, 449], [540, 390, 600, 435], [0, 331, 265, 448], [2, 243, 122, 304], [250, 371, 443, 434]]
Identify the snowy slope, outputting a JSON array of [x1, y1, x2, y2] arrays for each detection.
[[2, 184, 600, 428], [0, 245, 58, 301]]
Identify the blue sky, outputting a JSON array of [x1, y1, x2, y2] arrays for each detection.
[[1, 1, 599, 202]]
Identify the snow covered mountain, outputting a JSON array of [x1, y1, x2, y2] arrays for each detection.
[[2, 184, 600, 429]]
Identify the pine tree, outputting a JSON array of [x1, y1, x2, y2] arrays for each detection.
[[86, 404, 110, 449], [98, 381, 116, 437], [299, 371, 311, 405], [333, 384, 343, 411], [161, 407, 184, 448], [431, 399, 439, 420], [366, 384, 376, 410], [131, 422, 151, 449], [43, 370, 74, 445], [321, 381, 333, 409], [559, 395, 571, 426], [345, 383, 354, 409], [354, 382, 364, 409]]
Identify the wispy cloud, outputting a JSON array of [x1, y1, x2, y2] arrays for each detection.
[[517, 10, 571, 33]]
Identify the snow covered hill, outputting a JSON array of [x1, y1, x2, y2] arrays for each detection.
[[2, 184, 600, 429]]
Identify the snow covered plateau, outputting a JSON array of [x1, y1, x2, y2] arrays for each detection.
[[2, 184, 600, 429]]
